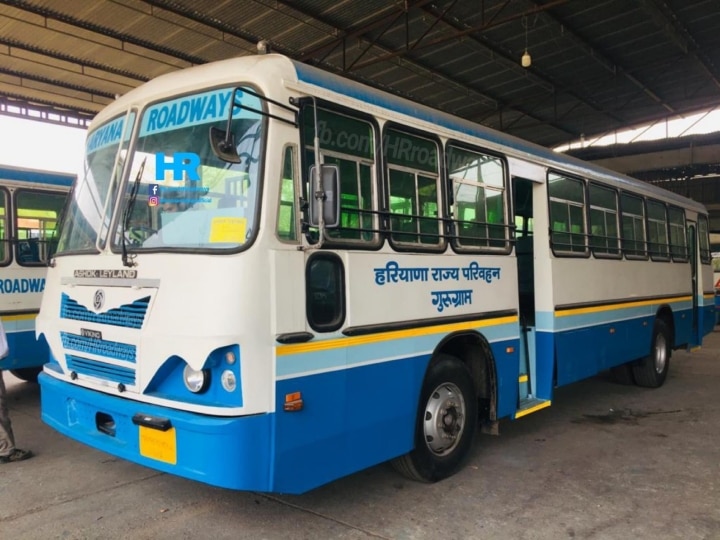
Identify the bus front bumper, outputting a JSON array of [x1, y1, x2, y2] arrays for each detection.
[[39, 372, 274, 491]]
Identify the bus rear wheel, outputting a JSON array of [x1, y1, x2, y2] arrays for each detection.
[[632, 319, 671, 388], [9, 367, 42, 383], [392, 354, 477, 483], [610, 363, 635, 385]]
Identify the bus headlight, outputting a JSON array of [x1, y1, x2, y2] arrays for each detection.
[[221, 370, 237, 392], [183, 365, 210, 393]]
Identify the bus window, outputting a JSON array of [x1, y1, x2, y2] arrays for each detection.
[[548, 172, 587, 255], [0, 189, 7, 264], [306, 253, 345, 332], [698, 214, 711, 264], [514, 215, 534, 238], [621, 192, 647, 258], [668, 206, 688, 261], [447, 144, 508, 252], [14, 189, 67, 265], [647, 199, 669, 261], [302, 107, 376, 243], [589, 183, 620, 257], [385, 128, 442, 249], [277, 146, 297, 242], [323, 157, 373, 240]]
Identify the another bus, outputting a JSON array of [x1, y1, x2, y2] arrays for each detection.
[[710, 233, 720, 324], [37, 54, 714, 494], [0, 165, 73, 381]]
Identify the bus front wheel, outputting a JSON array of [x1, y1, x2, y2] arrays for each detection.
[[392, 354, 477, 483], [632, 319, 671, 388], [9, 367, 42, 383]]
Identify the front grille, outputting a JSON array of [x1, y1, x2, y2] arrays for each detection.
[[60, 332, 136, 362], [60, 293, 150, 329], [66, 355, 136, 385]]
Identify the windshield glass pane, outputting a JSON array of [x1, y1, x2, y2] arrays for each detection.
[[116, 87, 264, 251], [57, 113, 135, 254]]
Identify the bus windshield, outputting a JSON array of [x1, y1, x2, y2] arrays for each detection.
[[116, 87, 265, 251], [57, 113, 135, 254]]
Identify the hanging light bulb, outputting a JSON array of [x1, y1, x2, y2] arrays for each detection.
[[521, 16, 531, 68], [522, 49, 532, 68]]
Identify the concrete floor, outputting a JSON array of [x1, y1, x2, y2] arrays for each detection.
[[1, 330, 719, 540]]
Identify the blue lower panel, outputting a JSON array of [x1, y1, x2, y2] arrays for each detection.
[[674, 309, 693, 348], [272, 339, 519, 494], [534, 331, 555, 401], [0, 330, 48, 370], [555, 316, 653, 386], [554, 309, 697, 386], [273, 354, 429, 493], [703, 304, 715, 337], [42, 338, 520, 494], [39, 372, 273, 491]]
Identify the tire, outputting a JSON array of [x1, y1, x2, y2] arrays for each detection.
[[610, 363, 635, 385], [9, 367, 42, 383], [392, 354, 478, 483], [632, 319, 671, 388]]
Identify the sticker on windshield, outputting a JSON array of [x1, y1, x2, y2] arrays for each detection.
[[209, 217, 247, 243]]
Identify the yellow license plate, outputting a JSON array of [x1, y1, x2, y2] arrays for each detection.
[[139, 425, 177, 465]]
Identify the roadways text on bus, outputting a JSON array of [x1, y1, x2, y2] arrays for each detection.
[[0, 278, 45, 294]]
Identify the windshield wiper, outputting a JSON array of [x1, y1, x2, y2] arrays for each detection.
[[121, 157, 146, 267]]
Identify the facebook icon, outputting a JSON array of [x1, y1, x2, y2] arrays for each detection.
[[155, 152, 201, 181]]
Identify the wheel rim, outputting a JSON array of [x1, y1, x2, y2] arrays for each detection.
[[654, 332, 668, 374], [423, 382, 466, 456]]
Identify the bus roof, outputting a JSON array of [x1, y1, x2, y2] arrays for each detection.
[[91, 54, 706, 214], [291, 58, 707, 214], [0, 165, 75, 188]]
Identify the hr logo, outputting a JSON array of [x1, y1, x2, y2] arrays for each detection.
[[155, 152, 200, 181]]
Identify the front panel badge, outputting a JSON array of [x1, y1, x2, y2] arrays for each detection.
[[93, 289, 105, 311]]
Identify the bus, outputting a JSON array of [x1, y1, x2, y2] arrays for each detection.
[[36, 53, 714, 494], [710, 233, 720, 324], [0, 165, 73, 381]]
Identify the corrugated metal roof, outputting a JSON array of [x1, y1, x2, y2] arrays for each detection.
[[1, 0, 719, 148]]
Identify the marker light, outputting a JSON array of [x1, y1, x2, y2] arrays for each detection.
[[284, 391, 304, 412], [183, 365, 210, 393], [225, 351, 236, 365], [221, 370, 237, 392]]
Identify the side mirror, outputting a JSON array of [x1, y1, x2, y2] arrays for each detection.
[[209, 87, 243, 163], [209, 127, 241, 164], [308, 164, 340, 228]]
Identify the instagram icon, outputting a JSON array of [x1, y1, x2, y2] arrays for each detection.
[[148, 184, 160, 206]]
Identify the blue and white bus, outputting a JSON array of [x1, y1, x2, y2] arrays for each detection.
[[710, 233, 720, 324], [37, 53, 714, 494], [0, 165, 73, 381]]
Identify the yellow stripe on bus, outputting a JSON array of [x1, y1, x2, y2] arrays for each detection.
[[277, 315, 519, 356], [555, 296, 692, 318], [514, 400, 552, 418], [0, 313, 37, 322]]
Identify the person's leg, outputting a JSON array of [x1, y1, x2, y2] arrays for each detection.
[[0, 372, 32, 463], [0, 371, 16, 457]]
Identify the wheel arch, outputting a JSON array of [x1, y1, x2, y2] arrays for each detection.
[[433, 330, 498, 423], [656, 304, 675, 349]]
